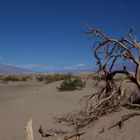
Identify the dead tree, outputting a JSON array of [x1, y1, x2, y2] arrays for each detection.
[[37, 27, 140, 139], [81, 27, 140, 120]]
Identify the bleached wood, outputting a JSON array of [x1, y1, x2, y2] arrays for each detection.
[[25, 119, 34, 140]]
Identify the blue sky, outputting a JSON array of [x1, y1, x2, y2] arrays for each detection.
[[0, 0, 140, 72]]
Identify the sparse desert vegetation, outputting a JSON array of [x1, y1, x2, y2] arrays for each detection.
[[36, 73, 75, 84], [0, 74, 32, 84], [0, 71, 139, 140], [57, 77, 85, 91]]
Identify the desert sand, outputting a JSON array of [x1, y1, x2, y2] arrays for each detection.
[[0, 74, 140, 140]]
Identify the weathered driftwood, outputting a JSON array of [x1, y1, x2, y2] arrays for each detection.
[[38, 125, 57, 137], [25, 119, 34, 140]]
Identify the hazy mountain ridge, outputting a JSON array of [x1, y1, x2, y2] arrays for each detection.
[[63, 62, 135, 73], [0, 64, 31, 73], [111, 62, 135, 72], [0, 62, 135, 73]]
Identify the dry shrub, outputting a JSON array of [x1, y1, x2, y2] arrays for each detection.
[[57, 77, 86, 91]]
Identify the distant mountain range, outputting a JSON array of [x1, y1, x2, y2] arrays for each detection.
[[0, 64, 31, 73], [111, 62, 136, 72], [63, 62, 136, 73], [92, 62, 136, 72], [0, 62, 136, 73]]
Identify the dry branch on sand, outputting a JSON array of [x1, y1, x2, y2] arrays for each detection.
[[25, 119, 85, 140], [38, 123, 85, 140]]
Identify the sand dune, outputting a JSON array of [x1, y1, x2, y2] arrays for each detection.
[[0, 74, 140, 140], [0, 75, 92, 140]]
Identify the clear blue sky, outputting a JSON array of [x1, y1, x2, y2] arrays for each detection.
[[0, 0, 140, 72]]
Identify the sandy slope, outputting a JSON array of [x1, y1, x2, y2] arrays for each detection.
[[82, 108, 140, 140], [0, 77, 92, 140], [0, 75, 140, 140]]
